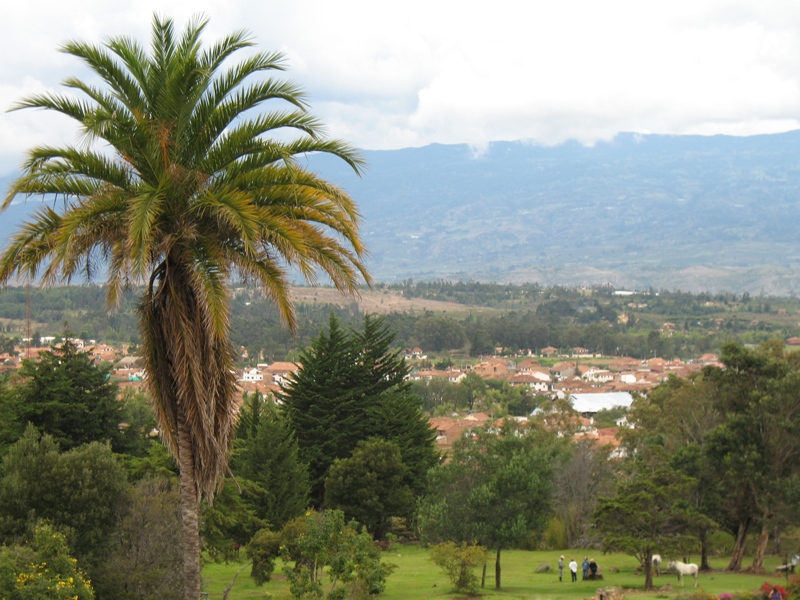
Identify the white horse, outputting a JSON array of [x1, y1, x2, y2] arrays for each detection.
[[652, 554, 662, 576], [667, 560, 698, 587]]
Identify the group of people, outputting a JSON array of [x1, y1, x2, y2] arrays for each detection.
[[557, 556, 598, 582]]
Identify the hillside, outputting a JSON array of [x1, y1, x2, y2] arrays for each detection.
[[4, 130, 800, 293], [311, 131, 800, 294]]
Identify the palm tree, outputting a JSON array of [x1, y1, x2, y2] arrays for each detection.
[[0, 15, 369, 599]]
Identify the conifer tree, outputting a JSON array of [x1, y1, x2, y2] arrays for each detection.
[[233, 395, 310, 530], [2, 340, 121, 452], [281, 314, 438, 506]]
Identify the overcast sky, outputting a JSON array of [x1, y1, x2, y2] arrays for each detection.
[[2, 0, 800, 177]]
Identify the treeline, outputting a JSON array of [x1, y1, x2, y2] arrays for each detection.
[[1, 283, 799, 363]]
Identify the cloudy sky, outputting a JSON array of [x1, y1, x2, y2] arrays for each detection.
[[1, 0, 799, 176]]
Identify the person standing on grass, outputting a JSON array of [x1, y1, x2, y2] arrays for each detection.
[[558, 555, 565, 582], [589, 558, 598, 580], [569, 558, 578, 582], [582, 556, 590, 580]]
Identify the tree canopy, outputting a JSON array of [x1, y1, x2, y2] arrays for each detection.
[[417, 422, 561, 589], [281, 314, 438, 507], [0, 340, 121, 452]]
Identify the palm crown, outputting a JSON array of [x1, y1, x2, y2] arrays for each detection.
[[0, 14, 370, 494], [0, 15, 371, 597]]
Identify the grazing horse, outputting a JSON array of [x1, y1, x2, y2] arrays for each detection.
[[652, 554, 662, 576], [667, 560, 698, 587]]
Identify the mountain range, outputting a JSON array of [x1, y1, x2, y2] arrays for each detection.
[[3, 130, 800, 295]]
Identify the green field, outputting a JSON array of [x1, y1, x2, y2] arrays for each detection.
[[202, 545, 793, 600]]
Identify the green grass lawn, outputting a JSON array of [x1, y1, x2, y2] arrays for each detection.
[[202, 546, 794, 600]]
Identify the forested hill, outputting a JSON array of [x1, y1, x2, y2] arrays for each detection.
[[4, 131, 800, 294], [310, 130, 800, 295]]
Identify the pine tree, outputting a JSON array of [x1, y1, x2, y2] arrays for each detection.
[[233, 395, 310, 530], [281, 314, 438, 506], [3, 339, 121, 451]]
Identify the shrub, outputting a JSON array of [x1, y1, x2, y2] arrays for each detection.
[[0, 522, 94, 600], [731, 591, 766, 600], [708, 531, 736, 557], [247, 529, 282, 585], [280, 510, 395, 599], [542, 516, 567, 549], [428, 542, 489, 594], [760, 582, 788, 599]]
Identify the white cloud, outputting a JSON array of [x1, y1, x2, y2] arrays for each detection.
[[2, 0, 800, 175]]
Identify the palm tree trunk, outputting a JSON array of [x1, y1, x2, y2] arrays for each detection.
[[178, 414, 202, 600]]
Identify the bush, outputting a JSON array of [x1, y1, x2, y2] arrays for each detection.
[[760, 582, 788, 599], [708, 531, 736, 557], [428, 542, 489, 594], [280, 510, 395, 599], [247, 529, 282, 585], [0, 522, 94, 600], [730, 591, 765, 600], [542, 516, 567, 550]]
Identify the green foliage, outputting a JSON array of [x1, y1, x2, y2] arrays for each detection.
[[0, 340, 122, 452], [92, 477, 183, 600], [0, 426, 129, 567], [543, 516, 568, 550], [115, 389, 159, 459], [232, 393, 310, 530], [593, 447, 709, 588], [417, 422, 562, 588], [122, 438, 178, 482], [428, 541, 489, 594], [280, 509, 395, 599], [282, 314, 438, 507], [201, 479, 265, 562], [325, 438, 415, 539], [247, 528, 282, 585], [412, 315, 467, 352], [0, 522, 94, 600], [419, 423, 559, 549]]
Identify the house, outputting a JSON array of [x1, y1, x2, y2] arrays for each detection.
[[554, 377, 595, 396], [571, 347, 593, 357], [582, 368, 614, 384], [429, 412, 491, 455], [407, 369, 450, 382], [258, 361, 299, 385], [508, 373, 551, 393], [447, 369, 467, 384], [516, 358, 541, 374], [550, 362, 576, 380], [240, 367, 263, 382], [472, 358, 513, 380], [541, 346, 559, 357]]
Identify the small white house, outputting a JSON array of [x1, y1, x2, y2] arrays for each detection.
[[240, 368, 263, 382]]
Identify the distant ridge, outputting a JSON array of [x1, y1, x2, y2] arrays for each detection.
[[311, 130, 800, 294], [3, 131, 800, 295]]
